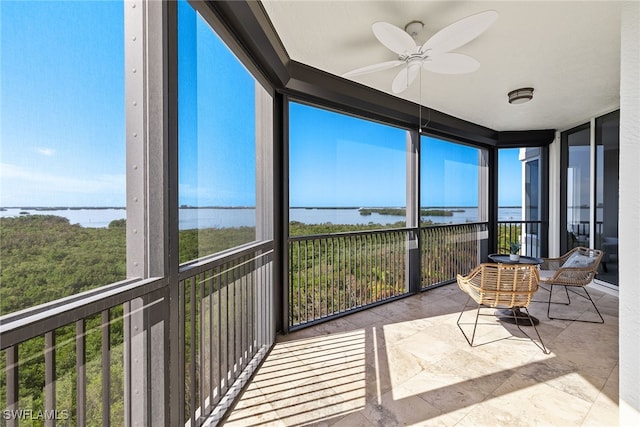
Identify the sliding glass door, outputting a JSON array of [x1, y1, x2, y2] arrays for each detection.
[[595, 111, 620, 285], [561, 111, 619, 285]]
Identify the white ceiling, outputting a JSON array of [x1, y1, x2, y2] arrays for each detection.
[[260, 1, 621, 132]]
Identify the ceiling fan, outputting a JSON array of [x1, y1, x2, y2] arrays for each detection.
[[343, 10, 499, 94]]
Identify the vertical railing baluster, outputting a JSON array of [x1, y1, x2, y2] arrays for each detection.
[[247, 258, 253, 357], [238, 262, 244, 371], [236, 258, 242, 372], [297, 241, 301, 325], [209, 270, 216, 408], [323, 238, 327, 318], [388, 232, 393, 297], [293, 241, 297, 326], [356, 235, 369, 306], [101, 310, 111, 427], [342, 237, 347, 312], [216, 266, 223, 405], [331, 237, 335, 315], [6, 346, 18, 427], [236, 260, 241, 377], [312, 239, 316, 320], [344, 236, 348, 312], [368, 234, 373, 303], [290, 242, 294, 327], [225, 261, 232, 392], [359, 235, 363, 305], [303, 241, 308, 323], [199, 272, 205, 422], [209, 269, 215, 412], [242, 257, 248, 368], [178, 279, 186, 426], [44, 331, 55, 427], [350, 236, 354, 309], [339, 237, 343, 313], [375, 233, 380, 299], [76, 320, 86, 427], [230, 261, 236, 383], [189, 276, 196, 426]]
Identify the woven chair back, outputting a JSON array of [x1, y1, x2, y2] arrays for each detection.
[[457, 263, 540, 308]]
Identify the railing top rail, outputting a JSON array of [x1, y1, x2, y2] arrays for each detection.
[[420, 221, 487, 230], [497, 220, 545, 224], [0, 277, 165, 349], [179, 240, 273, 279], [288, 222, 490, 242], [288, 226, 415, 242]]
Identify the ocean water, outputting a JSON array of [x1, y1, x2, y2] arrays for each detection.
[[1, 206, 523, 229]]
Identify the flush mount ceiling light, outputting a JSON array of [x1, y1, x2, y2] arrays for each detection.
[[508, 87, 534, 104]]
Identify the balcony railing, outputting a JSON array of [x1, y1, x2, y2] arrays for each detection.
[[498, 220, 546, 257], [0, 277, 167, 426], [178, 242, 274, 427], [420, 223, 487, 288], [289, 223, 488, 329], [289, 228, 410, 329], [0, 241, 274, 427]]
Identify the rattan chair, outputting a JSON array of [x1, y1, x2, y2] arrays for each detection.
[[456, 263, 548, 353], [539, 246, 604, 323]]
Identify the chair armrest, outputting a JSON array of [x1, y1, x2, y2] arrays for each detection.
[[540, 259, 563, 271], [541, 247, 581, 270], [539, 265, 597, 287]]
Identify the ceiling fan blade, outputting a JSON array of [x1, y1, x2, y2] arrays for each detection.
[[343, 60, 404, 78], [422, 10, 498, 54], [423, 53, 480, 74], [391, 63, 421, 94], [372, 22, 418, 55]]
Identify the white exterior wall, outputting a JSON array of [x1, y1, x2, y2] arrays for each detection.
[[619, 1, 640, 425]]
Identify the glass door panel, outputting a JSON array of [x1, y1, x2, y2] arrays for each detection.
[[565, 127, 591, 251], [595, 111, 619, 285]]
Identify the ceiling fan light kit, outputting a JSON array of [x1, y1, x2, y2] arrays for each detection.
[[508, 87, 534, 104], [403, 20, 424, 37], [343, 10, 499, 94]]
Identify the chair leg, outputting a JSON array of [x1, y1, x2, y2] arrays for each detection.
[[547, 285, 604, 324], [457, 298, 549, 354], [457, 296, 481, 347], [514, 307, 549, 354]]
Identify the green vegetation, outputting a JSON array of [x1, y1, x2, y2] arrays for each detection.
[[1, 215, 127, 425], [1, 215, 127, 315], [179, 226, 256, 263], [497, 224, 523, 254], [289, 220, 405, 236]]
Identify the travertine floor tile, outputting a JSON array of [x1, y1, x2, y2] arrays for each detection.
[[226, 283, 618, 426]]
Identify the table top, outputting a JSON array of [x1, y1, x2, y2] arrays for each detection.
[[488, 253, 544, 265]]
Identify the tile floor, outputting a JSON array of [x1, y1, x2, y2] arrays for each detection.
[[225, 282, 619, 426]]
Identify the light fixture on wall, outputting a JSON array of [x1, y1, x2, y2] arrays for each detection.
[[508, 87, 534, 104]]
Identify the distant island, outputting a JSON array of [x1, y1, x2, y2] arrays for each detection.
[[359, 207, 464, 217], [1, 206, 126, 211]]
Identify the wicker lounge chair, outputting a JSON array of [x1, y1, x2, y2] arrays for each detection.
[[539, 247, 604, 323], [456, 263, 548, 354]]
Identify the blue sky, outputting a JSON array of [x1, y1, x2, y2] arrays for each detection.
[[1, 1, 125, 207], [499, 148, 523, 206], [178, 1, 257, 207], [1, 0, 522, 208], [290, 102, 522, 207]]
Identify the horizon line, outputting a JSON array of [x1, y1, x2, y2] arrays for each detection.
[[2, 205, 524, 210]]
